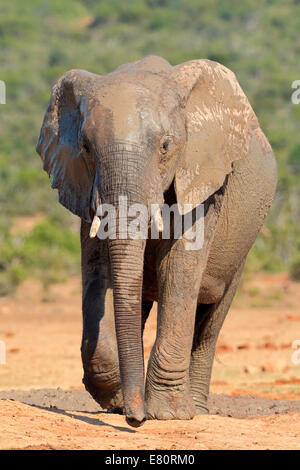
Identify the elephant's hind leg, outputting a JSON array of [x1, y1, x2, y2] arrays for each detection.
[[190, 262, 245, 414], [81, 284, 123, 412]]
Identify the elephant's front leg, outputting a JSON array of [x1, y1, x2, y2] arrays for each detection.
[[145, 240, 204, 420], [80, 220, 123, 411]]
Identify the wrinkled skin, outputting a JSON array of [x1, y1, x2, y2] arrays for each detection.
[[36, 56, 277, 427]]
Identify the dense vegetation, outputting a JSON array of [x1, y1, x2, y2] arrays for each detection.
[[0, 0, 300, 294]]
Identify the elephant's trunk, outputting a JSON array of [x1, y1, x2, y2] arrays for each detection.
[[109, 236, 146, 427], [98, 144, 152, 426]]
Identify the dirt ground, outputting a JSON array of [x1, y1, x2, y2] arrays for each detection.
[[0, 272, 300, 450]]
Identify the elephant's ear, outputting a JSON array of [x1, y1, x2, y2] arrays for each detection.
[[170, 60, 259, 214], [36, 69, 101, 222]]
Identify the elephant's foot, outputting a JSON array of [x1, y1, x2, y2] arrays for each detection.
[[83, 371, 123, 411], [146, 387, 196, 421], [195, 404, 209, 415], [190, 386, 210, 415]]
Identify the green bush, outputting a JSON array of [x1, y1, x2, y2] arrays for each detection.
[[0, 0, 300, 293], [0, 216, 80, 296], [288, 145, 300, 172]]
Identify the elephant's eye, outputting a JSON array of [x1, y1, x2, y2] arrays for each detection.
[[160, 137, 171, 154], [82, 138, 90, 154]]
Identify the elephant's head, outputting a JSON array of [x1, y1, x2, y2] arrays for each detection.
[[36, 55, 259, 426]]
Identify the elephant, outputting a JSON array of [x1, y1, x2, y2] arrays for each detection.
[[36, 55, 277, 427]]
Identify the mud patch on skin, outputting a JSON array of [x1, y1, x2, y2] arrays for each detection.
[[1, 388, 300, 418]]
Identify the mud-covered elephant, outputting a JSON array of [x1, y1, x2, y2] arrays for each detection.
[[36, 56, 277, 427]]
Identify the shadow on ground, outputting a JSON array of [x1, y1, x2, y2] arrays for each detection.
[[1, 388, 300, 418]]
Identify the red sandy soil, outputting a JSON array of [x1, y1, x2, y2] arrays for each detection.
[[0, 272, 300, 450]]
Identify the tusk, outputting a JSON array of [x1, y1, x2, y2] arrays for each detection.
[[152, 207, 164, 233], [89, 216, 101, 238]]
